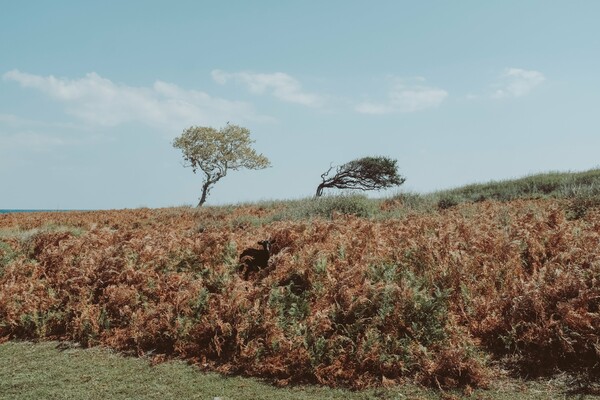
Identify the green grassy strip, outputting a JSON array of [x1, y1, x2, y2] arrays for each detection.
[[206, 168, 600, 224], [0, 224, 86, 241], [432, 168, 600, 203], [0, 341, 591, 400]]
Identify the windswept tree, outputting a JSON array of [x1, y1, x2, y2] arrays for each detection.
[[315, 156, 405, 197], [173, 124, 271, 207]]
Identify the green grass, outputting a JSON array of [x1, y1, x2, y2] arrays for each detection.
[[266, 194, 378, 220], [430, 168, 600, 204], [1, 341, 596, 400], [222, 168, 600, 222]]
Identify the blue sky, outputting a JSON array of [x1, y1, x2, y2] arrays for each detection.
[[1, 1, 599, 209]]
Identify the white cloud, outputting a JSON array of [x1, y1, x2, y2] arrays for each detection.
[[355, 78, 448, 115], [212, 69, 324, 107], [492, 68, 545, 99], [3, 69, 269, 132]]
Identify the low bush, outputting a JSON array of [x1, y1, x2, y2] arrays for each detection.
[[273, 194, 377, 221]]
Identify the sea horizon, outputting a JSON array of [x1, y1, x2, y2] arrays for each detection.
[[0, 209, 68, 214]]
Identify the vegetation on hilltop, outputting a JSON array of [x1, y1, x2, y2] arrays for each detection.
[[1, 169, 599, 393], [431, 168, 600, 205]]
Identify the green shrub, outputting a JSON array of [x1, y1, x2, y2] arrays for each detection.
[[0, 241, 15, 274], [280, 195, 377, 220], [565, 195, 600, 220], [433, 169, 600, 205], [437, 196, 459, 210], [399, 270, 450, 346], [313, 195, 376, 218]]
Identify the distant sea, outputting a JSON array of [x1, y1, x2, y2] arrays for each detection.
[[0, 210, 62, 214]]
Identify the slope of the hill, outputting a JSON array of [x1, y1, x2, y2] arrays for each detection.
[[1, 194, 599, 390], [431, 168, 600, 204]]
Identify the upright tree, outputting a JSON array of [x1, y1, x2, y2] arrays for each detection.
[[315, 156, 405, 197], [173, 124, 271, 207]]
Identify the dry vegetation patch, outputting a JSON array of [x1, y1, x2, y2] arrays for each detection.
[[1, 200, 599, 390]]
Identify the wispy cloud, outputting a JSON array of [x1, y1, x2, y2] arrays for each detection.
[[492, 68, 545, 99], [355, 77, 448, 115], [3, 70, 269, 131], [212, 69, 324, 107], [0, 131, 67, 153], [0, 115, 104, 153], [0, 113, 87, 131], [0, 113, 22, 125]]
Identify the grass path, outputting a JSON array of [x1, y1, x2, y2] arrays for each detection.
[[1, 341, 595, 400]]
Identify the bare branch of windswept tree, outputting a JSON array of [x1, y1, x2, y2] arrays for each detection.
[[315, 156, 405, 197]]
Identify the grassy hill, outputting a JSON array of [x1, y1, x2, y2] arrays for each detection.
[[1, 169, 600, 397], [430, 168, 600, 203], [213, 168, 600, 222]]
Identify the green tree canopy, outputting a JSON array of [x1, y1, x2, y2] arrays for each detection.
[[316, 156, 405, 197], [173, 124, 270, 207]]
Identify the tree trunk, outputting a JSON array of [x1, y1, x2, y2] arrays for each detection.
[[197, 181, 211, 207], [315, 183, 325, 197]]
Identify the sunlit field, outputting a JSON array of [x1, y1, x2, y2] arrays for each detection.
[[2, 171, 600, 396]]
